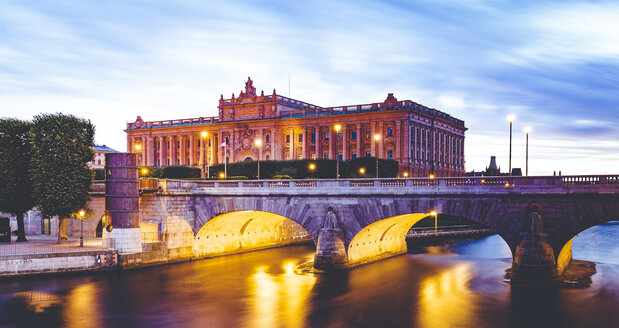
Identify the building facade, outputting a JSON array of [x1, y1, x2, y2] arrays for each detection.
[[125, 78, 466, 177], [88, 145, 120, 169]]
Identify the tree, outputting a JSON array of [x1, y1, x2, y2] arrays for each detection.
[[30, 113, 95, 242], [0, 118, 34, 242]]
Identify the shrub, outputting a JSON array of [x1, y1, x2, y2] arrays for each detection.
[[93, 168, 105, 180]]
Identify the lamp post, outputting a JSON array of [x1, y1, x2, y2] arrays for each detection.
[[255, 139, 262, 180], [334, 124, 341, 179], [78, 209, 85, 247], [432, 211, 438, 236], [524, 126, 531, 176], [374, 134, 380, 178], [359, 167, 365, 176], [201, 131, 208, 180], [507, 114, 515, 176], [309, 163, 316, 178]]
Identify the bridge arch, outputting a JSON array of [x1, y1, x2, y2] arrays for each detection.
[[194, 210, 313, 258]]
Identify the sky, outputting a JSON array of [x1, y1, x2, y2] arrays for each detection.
[[0, 0, 617, 175]]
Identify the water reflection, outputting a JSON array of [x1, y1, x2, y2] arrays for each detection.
[[418, 263, 477, 328], [0, 231, 617, 328]]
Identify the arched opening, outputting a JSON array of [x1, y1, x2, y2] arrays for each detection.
[[348, 213, 511, 266], [244, 157, 253, 162], [95, 214, 109, 238], [348, 213, 428, 265], [557, 220, 619, 275], [194, 211, 313, 258]]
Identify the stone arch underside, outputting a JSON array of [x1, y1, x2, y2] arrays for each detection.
[[194, 211, 313, 258], [347, 213, 429, 265]]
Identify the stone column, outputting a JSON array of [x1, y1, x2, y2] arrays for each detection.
[[371, 123, 376, 157], [103, 153, 141, 254], [378, 122, 384, 159], [342, 125, 348, 161], [356, 124, 362, 158], [146, 136, 154, 167], [199, 136, 205, 166], [302, 127, 307, 159], [395, 121, 401, 161], [315, 126, 321, 159], [189, 135, 195, 166], [179, 135, 185, 166], [289, 128, 294, 160], [158, 137, 165, 167], [127, 137, 132, 153]]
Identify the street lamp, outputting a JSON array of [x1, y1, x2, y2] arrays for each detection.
[[78, 209, 86, 247], [255, 139, 262, 180], [201, 131, 208, 180], [134, 144, 142, 166], [524, 126, 531, 176], [430, 211, 438, 236], [403, 172, 409, 178], [507, 114, 515, 176], [374, 134, 380, 178], [141, 168, 149, 176], [359, 167, 365, 176], [334, 124, 341, 179], [309, 163, 316, 178]]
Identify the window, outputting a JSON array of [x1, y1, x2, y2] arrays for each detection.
[[298, 154, 303, 159], [311, 132, 316, 142], [324, 131, 329, 140], [387, 149, 393, 159], [338, 153, 343, 161], [311, 154, 316, 160], [324, 153, 329, 159], [387, 127, 393, 137], [351, 152, 357, 159], [266, 134, 270, 143], [338, 132, 343, 140], [286, 135, 290, 143], [97, 160, 101, 165], [266, 155, 270, 160], [366, 151, 372, 157], [352, 130, 357, 140], [225, 137, 230, 145], [299, 134, 303, 143], [285, 154, 290, 160], [366, 129, 371, 139]]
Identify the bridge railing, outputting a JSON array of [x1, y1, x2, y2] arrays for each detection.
[[91, 175, 619, 194]]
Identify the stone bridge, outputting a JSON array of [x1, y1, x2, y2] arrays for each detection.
[[91, 173, 619, 282]]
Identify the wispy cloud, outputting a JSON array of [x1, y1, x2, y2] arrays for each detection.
[[0, 0, 617, 174]]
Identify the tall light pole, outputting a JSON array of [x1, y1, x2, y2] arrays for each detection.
[[255, 139, 262, 180], [374, 134, 381, 178], [334, 124, 341, 179], [507, 114, 515, 175], [78, 209, 85, 247], [201, 131, 208, 179], [524, 126, 531, 176]]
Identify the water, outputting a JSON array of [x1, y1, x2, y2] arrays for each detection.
[[1, 222, 618, 328]]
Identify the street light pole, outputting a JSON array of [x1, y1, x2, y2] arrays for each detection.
[[255, 139, 262, 180], [78, 209, 85, 247], [431, 211, 437, 236], [201, 131, 208, 180], [334, 124, 341, 179], [524, 127, 531, 176], [508, 114, 514, 176], [374, 134, 380, 178]]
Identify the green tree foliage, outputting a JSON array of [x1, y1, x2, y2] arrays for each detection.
[[0, 118, 34, 242], [30, 113, 95, 241]]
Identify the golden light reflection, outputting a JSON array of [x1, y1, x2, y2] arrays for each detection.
[[418, 263, 477, 328], [65, 283, 102, 328], [249, 261, 316, 328], [12, 291, 62, 313]]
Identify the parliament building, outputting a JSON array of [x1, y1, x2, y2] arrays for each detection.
[[125, 78, 466, 177]]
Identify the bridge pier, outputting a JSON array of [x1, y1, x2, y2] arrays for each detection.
[[510, 210, 559, 284], [314, 207, 349, 270]]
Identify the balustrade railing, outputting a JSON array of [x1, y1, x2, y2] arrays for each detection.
[[91, 175, 619, 194]]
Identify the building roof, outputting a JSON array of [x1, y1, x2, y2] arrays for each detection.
[[92, 145, 119, 153]]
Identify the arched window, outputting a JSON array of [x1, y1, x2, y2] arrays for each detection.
[[266, 135, 270, 143]]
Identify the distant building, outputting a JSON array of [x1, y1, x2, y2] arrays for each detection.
[[125, 77, 467, 177], [88, 145, 120, 169], [466, 156, 502, 177]]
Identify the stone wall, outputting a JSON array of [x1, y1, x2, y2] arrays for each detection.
[[0, 250, 117, 277]]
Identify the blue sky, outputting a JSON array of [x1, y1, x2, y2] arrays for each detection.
[[1, 0, 617, 175]]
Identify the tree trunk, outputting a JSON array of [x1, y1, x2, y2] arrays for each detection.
[[58, 216, 68, 243], [16, 212, 27, 242]]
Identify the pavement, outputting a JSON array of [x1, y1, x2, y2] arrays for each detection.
[[0, 235, 107, 255]]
